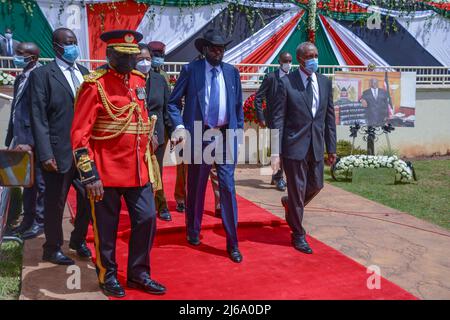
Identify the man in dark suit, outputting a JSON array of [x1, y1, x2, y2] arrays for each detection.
[[5, 42, 45, 240], [360, 78, 390, 126], [29, 28, 92, 265], [1, 28, 20, 68], [168, 29, 244, 263], [272, 42, 337, 254], [142, 42, 174, 221], [254, 51, 292, 192]]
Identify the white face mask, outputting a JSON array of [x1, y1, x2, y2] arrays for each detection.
[[5, 33, 12, 40], [136, 59, 152, 74], [281, 63, 291, 73]]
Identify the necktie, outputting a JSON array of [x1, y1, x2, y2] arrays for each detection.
[[7, 40, 13, 56], [306, 76, 313, 111], [69, 66, 81, 94], [12, 74, 27, 125], [207, 68, 220, 128]]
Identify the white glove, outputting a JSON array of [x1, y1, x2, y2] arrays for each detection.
[[271, 154, 281, 173], [170, 127, 187, 148]]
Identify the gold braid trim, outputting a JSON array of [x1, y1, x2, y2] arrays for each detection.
[[91, 80, 143, 140]]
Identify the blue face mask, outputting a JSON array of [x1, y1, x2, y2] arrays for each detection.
[[151, 57, 164, 68], [303, 58, 319, 74], [13, 55, 31, 68], [57, 44, 80, 64]]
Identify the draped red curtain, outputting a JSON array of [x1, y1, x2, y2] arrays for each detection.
[[87, 0, 149, 67], [319, 15, 363, 65]]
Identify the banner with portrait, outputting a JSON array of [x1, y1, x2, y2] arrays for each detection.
[[333, 71, 416, 127]]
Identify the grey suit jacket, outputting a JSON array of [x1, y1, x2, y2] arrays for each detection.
[[272, 69, 337, 162]]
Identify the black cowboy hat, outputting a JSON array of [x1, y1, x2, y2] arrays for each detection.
[[194, 29, 232, 53]]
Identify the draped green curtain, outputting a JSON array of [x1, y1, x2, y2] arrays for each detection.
[[0, 0, 54, 58], [269, 14, 338, 66]]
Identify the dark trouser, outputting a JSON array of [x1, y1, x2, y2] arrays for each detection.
[[282, 149, 324, 238], [175, 162, 220, 210], [174, 162, 187, 205], [22, 166, 45, 228], [154, 142, 168, 212], [41, 165, 91, 253], [186, 163, 238, 249], [91, 183, 156, 284]]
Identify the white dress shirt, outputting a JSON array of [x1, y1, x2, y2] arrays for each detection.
[[55, 57, 84, 96], [279, 69, 288, 78], [205, 60, 227, 127], [299, 69, 319, 117], [371, 88, 378, 100], [6, 38, 14, 56]]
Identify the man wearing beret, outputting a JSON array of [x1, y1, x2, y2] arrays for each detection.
[[71, 30, 166, 297]]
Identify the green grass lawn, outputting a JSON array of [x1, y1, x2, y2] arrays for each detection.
[[325, 159, 450, 230], [0, 241, 23, 300]]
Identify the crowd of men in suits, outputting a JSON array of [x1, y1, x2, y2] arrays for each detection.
[[3, 25, 336, 297]]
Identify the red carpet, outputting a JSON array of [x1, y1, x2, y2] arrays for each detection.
[[67, 166, 416, 300]]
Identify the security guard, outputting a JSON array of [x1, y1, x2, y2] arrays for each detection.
[[71, 30, 165, 298]]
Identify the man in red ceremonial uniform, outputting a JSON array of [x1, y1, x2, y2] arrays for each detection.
[[71, 30, 166, 298]]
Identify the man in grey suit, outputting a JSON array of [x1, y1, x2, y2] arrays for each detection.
[[271, 42, 337, 254], [254, 51, 292, 191]]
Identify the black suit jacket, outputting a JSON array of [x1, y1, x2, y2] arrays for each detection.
[[254, 69, 283, 128], [272, 69, 337, 161], [146, 70, 172, 145], [29, 60, 89, 173], [5, 68, 37, 147], [361, 88, 389, 126]]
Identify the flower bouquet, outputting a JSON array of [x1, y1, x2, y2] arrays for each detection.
[[168, 75, 177, 91], [0, 71, 15, 86], [243, 93, 266, 124], [331, 155, 416, 182]]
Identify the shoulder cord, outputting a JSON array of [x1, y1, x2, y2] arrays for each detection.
[[91, 80, 145, 141]]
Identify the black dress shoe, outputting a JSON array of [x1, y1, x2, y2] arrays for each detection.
[[292, 236, 313, 254], [43, 250, 75, 265], [187, 235, 200, 246], [100, 278, 125, 298], [176, 202, 185, 213], [158, 208, 172, 221], [21, 223, 44, 240], [69, 241, 92, 259], [12, 220, 33, 235], [276, 178, 287, 191], [127, 278, 166, 295], [227, 247, 243, 263]]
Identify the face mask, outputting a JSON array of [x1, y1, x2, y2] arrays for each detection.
[[56, 43, 79, 64], [303, 58, 319, 74], [281, 63, 291, 73], [5, 33, 12, 40], [13, 55, 32, 69], [151, 56, 165, 68], [136, 59, 152, 74], [110, 54, 136, 74]]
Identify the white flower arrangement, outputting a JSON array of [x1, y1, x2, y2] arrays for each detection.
[[333, 155, 414, 182], [0, 71, 15, 86]]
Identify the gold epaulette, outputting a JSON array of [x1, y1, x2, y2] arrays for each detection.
[[131, 69, 146, 79], [83, 69, 108, 83]]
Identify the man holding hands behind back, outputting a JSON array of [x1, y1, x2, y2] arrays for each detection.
[[271, 42, 337, 254]]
